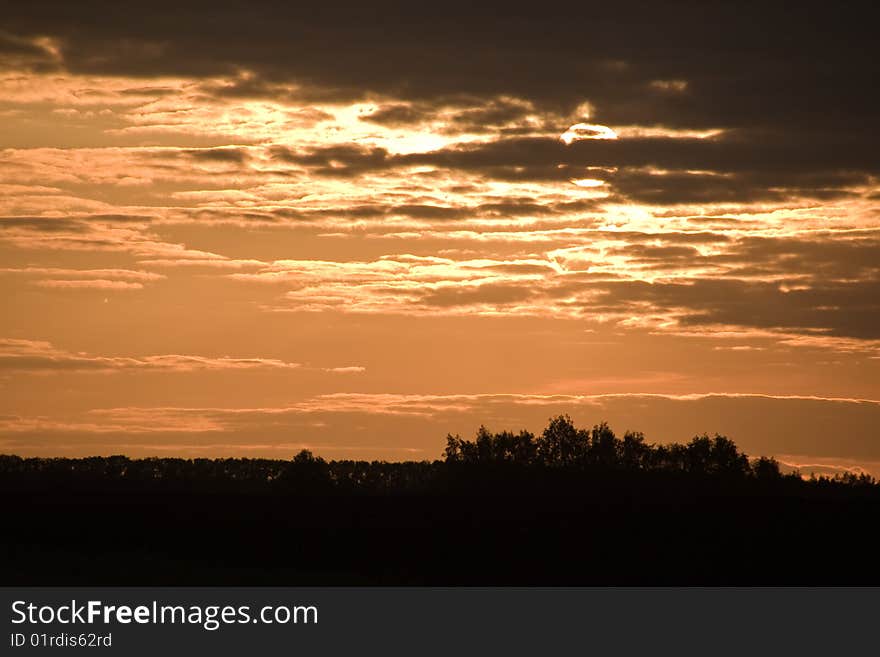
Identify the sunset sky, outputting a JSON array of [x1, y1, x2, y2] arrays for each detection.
[[2, 2, 878, 475]]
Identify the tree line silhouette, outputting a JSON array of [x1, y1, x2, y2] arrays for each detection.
[[1, 415, 875, 493], [3, 417, 878, 586], [447, 418, 772, 476]]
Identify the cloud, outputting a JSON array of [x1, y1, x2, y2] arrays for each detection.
[[3, 3, 875, 136], [0, 338, 302, 373], [182, 146, 251, 164], [0, 267, 164, 281], [255, 131, 876, 208], [0, 217, 87, 233], [591, 277, 880, 340], [0, 30, 60, 71], [774, 455, 880, 479], [33, 279, 146, 289], [1, 266, 165, 291], [560, 123, 618, 144], [213, 232, 880, 349]]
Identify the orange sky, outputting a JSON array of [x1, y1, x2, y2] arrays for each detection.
[[1, 5, 879, 475]]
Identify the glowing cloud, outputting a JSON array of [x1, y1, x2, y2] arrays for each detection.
[[571, 178, 606, 188], [560, 123, 619, 144]]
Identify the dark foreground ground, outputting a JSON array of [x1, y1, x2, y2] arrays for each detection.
[[4, 419, 879, 584], [3, 470, 879, 585]]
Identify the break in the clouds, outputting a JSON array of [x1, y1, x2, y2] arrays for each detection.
[[0, 2, 878, 467]]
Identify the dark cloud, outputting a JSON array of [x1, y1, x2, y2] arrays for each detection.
[[586, 277, 880, 339], [3, 1, 876, 137], [269, 144, 390, 178], [411, 133, 878, 179], [0, 30, 59, 71], [7, 2, 866, 204], [361, 97, 539, 132], [360, 104, 425, 126], [446, 99, 538, 131], [581, 234, 880, 338], [267, 132, 876, 203], [0, 214, 153, 233], [372, 233, 880, 339], [83, 214, 154, 223], [605, 169, 866, 205], [0, 217, 85, 233], [183, 147, 250, 164], [653, 232, 730, 245], [606, 243, 702, 262], [0, 30, 49, 56], [717, 235, 880, 281]]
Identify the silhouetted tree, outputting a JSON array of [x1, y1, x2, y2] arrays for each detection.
[[752, 456, 782, 481], [620, 431, 649, 470], [279, 449, 331, 492], [445, 427, 537, 465], [683, 434, 749, 477], [590, 422, 618, 467], [537, 415, 588, 466], [1, 420, 876, 497]]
